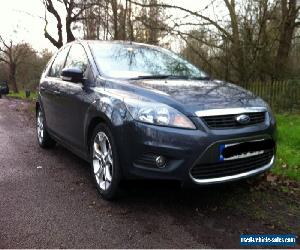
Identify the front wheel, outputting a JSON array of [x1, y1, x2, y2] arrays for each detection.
[[90, 124, 121, 200], [36, 107, 56, 148]]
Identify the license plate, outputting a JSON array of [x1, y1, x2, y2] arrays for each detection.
[[219, 139, 267, 161]]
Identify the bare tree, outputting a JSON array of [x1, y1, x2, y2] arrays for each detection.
[[128, 0, 248, 81], [0, 36, 34, 93], [80, 0, 167, 43], [40, 0, 300, 81], [129, 0, 299, 82]]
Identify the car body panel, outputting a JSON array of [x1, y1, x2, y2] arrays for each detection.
[[129, 79, 265, 113]]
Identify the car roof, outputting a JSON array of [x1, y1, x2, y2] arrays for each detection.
[[76, 39, 163, 50]]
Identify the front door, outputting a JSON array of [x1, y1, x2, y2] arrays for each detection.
[[54, 43, 94, 151], [41, 46, 70, 133]]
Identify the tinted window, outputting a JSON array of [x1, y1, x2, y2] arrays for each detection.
[[49, 47, 70, 77], [89, 43, 208, 79], [65, 44, 89, 74]]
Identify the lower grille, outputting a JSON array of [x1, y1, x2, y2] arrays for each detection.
[[190, 149, 274, 180], [134, 153, 158, 168], [201, 112, 266, 129]]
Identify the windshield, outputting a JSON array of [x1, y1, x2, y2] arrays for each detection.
[[89, 43, 208, 79]]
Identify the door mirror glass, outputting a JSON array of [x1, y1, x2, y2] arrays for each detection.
[[61, 67, 84, 83]]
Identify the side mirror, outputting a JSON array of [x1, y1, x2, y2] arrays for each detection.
[[61, 67, 85, 83]]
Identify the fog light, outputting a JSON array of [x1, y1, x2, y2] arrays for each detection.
[[155, 156, 166, 168]]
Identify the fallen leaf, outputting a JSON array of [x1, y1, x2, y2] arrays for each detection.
[[267, 174, 277, 182]]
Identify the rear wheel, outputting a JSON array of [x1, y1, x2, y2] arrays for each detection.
[[36, 107, 56, 148], [90, 124, 121, 200]]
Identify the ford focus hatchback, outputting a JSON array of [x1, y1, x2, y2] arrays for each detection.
[[37, 40, 276, 200]]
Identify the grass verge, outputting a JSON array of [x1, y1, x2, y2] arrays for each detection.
[[7, 91, 37, 101], [272, 114, 300, 181]]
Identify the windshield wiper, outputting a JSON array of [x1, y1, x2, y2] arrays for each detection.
[[130, 75, 173, 80], [129, 75, 211, 80], [131, 75, 195, 80], [189, 76, 211, 81]]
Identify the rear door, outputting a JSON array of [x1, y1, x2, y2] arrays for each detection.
[[40, 46, 70, 133]]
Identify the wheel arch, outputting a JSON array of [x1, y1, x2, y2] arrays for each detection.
[[86, 115, 114, 155], [35, 101, 40, 114], [36, 97, 45, 115]]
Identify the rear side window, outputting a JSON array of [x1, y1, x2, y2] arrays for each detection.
[[65, 44, 89, 74], [48, 47, 70, 77]]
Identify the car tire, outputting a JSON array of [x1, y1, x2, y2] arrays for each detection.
[[36, 107, 56, 148], [90, 123, 121, 200]]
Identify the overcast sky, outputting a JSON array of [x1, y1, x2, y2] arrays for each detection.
[[0, 0, 49, 50], [0, 0, 213, 52]]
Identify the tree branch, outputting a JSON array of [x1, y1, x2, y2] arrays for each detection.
[[0, 35, 11, 51], [43, 0, 63, 48], [128, 0, 233, 41], [0, 57, 9, 64]]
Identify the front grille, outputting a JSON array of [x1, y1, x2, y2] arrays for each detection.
[[201, 112, 266, 129], [190, 149, 273, 180]]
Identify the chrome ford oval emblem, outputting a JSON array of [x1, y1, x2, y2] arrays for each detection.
[[236, 114, 250, 124]]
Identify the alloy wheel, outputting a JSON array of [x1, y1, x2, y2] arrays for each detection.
[[93, 131, 113, 191], [37, 110, 44, 143]]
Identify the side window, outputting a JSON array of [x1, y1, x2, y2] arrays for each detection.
[[49, 47, 70, 77], [65, 44, 89, 74]]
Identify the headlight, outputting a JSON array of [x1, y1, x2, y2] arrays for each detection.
[[266, 104, 275, 123], [125, 99, 196, 129]]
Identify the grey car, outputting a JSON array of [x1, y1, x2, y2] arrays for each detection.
[[36, 40, 276, 200]]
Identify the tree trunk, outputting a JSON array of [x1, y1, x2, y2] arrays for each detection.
[[9, 63, 18, 93], [111, 0, 119, 40], [148, 0, 159, 44], [274, 0, 299, 79], [224, 0, 246, 83], [66, 17, 76, 42], [275, 23, 294, 78]]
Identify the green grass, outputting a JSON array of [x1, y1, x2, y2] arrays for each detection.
[[7, 91, 37, 101], [273, 114, 300, 181]]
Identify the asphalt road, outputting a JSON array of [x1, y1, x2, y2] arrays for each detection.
[[0, 98, 299, 249]]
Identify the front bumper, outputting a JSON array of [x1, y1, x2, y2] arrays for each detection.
[[115, 117, 276, 185]]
